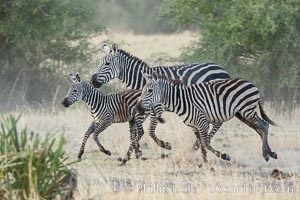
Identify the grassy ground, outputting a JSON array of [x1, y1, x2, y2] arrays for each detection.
[[14, 105, 300, 199], [7, 32, 300, 199]]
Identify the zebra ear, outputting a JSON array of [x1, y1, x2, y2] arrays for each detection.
[[103, 43, 112, 54], [112, 43, 118, 53], [69, 73, 77, 82], [75, 72, 81, 82], [142, 72, 153, 83]]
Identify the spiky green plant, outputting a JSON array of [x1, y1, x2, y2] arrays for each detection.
[[0, 114, 76, 199]]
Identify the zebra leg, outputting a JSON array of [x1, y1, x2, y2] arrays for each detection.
[[208, 123, 223, 142], [192, 128, 208, 162], [148, 110, 172, 150], [192, 123, 222, 150], [133, 114, 147, 158], [78, 121, 95, 160], [130, 119, 143, 159], [120, 118, 142, 166], [93, 122, 112, 156], [237, 112, 277, 161], [197, 121, 230, 161], [207, 123, 227, 158]]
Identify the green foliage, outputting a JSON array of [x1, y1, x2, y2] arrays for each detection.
[[0, 0, 104, 110], [162, 0, 300, 108], [0, 114, 76, 199]]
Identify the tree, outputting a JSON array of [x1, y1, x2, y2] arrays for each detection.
[[0, 0, 104, 109], [162, 0, 300, 110]]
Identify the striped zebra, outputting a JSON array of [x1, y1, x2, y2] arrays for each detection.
[[61, 73, 170, 164], [136, 72, 278, 162], [90, 43, 231, 150]]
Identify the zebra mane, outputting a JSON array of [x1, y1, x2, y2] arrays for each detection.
[[152, 72, 183, 86], [118, 49, 150, 68]]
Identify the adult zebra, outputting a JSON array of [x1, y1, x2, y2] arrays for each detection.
[[136, 73, 278, 162], [90, 43, 231, 149], [61, 73, 170, 165]]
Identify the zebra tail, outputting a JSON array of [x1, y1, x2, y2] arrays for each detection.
[[258, 101, 277, 126], [157, 117, 166, 124]]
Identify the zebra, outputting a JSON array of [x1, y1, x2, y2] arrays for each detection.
[[90, 43, 231, 150], [136, 72, 278, 163], [61, 73, 170, 165]]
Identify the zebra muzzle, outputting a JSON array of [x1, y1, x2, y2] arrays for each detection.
[[135, 101, 146, 115], [90, 73, 102, 88], [61, 98, 70, 108]]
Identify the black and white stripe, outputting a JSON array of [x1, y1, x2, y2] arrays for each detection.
[[137, 73, 277, 162], [62, 73, 170, 164], [90, 43, 231, 149]]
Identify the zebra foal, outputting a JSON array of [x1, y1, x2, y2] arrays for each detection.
[[61, 73, 170, 164], [136, 72, 278, 163]]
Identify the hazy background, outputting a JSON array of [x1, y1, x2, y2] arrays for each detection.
[[0, 0, 299, 113]]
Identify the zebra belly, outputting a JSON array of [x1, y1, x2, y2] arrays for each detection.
[[192, 102, 235, 124], [112, 112, 133, 123], [112, 117, 133, 123], [208, 115, 234, 123], [180, 112, 200, 128]]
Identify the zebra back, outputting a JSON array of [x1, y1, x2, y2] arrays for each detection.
[[91, 45, 230, 90], [138, 74, 262, 124]]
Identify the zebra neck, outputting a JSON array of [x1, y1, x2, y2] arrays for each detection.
[[82, 83, 104, 109], [159, 81, 184, 114], [119, 56, 153, 90]]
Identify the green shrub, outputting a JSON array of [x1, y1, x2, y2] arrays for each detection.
[[0, 114, 76, 199], [162, 0, 300, 110]]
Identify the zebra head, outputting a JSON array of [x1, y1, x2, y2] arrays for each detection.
[[91, 43, 121, 88], [62, 73, 84, 107], [136, 72, 161, 114]]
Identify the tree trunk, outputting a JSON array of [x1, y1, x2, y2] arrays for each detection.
[[19, 66, 33, 102]]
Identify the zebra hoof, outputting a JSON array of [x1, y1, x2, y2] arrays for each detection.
[[135, 151, 142, 159], [118, 159, 128, 166], [163, 142, 172, 150], [221, 153, 230, 161], [117, 157, 122, 162], [104, 150, 111, 156], [264, 155, 270, 162], [270, 152, 278, 159], [77, 150, 84, 160], [161, 153, 169, 159], [192, 143, 200, 151]]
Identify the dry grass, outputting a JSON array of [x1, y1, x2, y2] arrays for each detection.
[[6, 32, 300, 199], [11, 106, 300, 199]]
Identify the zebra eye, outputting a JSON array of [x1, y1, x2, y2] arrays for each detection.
[[73, 89, 78, 93], [148, 88, 153, 93], [105, 61, 111, 66]]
